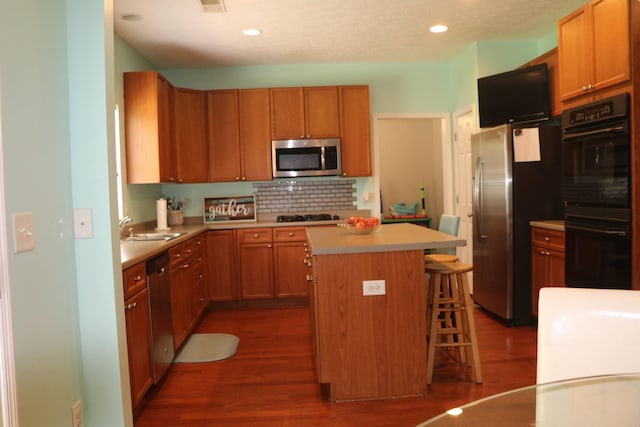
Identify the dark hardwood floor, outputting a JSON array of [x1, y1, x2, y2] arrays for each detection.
[[134, 305, 537, 427]]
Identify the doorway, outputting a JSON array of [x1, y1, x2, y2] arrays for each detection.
[[373, 113, 453, 228]]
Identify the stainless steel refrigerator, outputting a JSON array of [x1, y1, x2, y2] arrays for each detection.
[[471, 124, 562, 325]]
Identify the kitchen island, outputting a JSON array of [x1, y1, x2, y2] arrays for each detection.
[[306, 223, 466, 402]]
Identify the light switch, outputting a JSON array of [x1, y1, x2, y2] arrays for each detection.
[[12, 212, 35, 253], [73, 208, 93, 239]]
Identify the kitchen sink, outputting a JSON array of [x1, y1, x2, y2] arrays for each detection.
[[121, 231, 187, 243]]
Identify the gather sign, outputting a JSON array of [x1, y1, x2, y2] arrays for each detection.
[[204, 195, 256, 223]]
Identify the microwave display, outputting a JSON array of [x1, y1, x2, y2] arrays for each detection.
[[272, 139, 341, 178]]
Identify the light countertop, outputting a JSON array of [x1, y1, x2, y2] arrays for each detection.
[[530, 220, 565, 232], [306, 222, 466, 256]]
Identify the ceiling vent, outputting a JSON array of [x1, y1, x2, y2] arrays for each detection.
[[200, 0, 226, 13]]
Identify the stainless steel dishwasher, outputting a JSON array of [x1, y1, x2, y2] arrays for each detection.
[[147, 252, 175, 383]]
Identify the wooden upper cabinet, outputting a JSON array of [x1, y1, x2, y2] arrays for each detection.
[[123, 71, 176, 183], [208, 88, 272, 182], [270, 86, 339, 139], [173, 87, 209, 183], [239, 88, 273, 181], [558, 0, 630, 101], [207, 90, 241, 182], [339, 85, 372, 177]]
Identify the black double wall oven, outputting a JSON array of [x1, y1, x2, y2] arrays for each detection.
[[561, 93, 631, 289]]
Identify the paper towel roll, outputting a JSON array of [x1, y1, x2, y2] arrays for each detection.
[[156, 198, 169, 231]]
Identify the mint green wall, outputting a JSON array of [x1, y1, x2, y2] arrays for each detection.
[[2, 0, 129, 426], [67, 0, 131, 425]]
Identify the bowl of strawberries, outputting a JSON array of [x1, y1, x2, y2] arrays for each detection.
[[343, 216, 381, 235]]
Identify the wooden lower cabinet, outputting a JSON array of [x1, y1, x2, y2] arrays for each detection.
[[206, 230, 238, 301], [207, 227, 311, 303], [237, 228, 275, 299], [531, 227, 565, 317], [123, 263, 153, 410], [169, 235, 206, 350], [274, 227, 309, 298]]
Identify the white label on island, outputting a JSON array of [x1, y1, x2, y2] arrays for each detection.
[[363, 280, 386, 296]]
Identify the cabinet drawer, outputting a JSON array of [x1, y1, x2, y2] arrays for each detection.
[[237, 227, 273, 243], [184, 236, 205, 258], [169, 242, 187, 268], [123, 262, 147, 299], [531, 228, 565, 252], [273, 227, 307, 242]]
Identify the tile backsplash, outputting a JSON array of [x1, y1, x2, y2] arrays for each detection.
[[253, 179, 357, 213]]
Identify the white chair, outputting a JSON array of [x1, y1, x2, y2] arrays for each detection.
[[536, 287, 640, 384]]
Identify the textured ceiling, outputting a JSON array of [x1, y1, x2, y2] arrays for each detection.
[[114, 0, 587, 69]]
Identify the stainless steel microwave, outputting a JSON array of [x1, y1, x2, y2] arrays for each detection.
[[272, 138, 342, 178]]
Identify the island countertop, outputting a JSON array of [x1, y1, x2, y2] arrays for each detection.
[[306, 222, 466, 255]]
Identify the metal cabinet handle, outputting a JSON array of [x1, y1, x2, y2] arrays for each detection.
[[133, 275, 142, 282], [181, 263, 189, 269], [306, 274, 313, 281], [288, 232, 294, 237], [125, 302, 137, 310], [253, 234, 259, 238], [544, 236, 551, 241]]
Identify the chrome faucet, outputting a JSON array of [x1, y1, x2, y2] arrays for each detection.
[[119, 216, 132, 237]]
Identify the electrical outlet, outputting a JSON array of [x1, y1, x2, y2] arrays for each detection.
[[363, 280, 385, 296], [71, 400, 83, 427]]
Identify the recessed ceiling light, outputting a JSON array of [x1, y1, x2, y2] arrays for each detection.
[[121, 13, 142, 22], [242, 28, 262, 37], [430, 24, 448, 33]]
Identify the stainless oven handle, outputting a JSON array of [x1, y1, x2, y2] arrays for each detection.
[[562, 125, 626, 141], [566, 225, 627, 237]]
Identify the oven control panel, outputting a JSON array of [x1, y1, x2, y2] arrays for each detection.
[[562, 93, 629, 128]]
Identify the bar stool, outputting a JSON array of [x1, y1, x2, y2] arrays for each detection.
[[425, 261, 482, 385]]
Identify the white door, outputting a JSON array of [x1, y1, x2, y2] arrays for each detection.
[[0, 69, 19, 427], [453, 107, 475, 292]]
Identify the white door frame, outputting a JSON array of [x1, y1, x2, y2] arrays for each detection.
[[372, 112, 454, 219], [0, 69, 19, 427]]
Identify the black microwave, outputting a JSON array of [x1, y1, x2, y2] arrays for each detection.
[[272, 138, 342, 178]]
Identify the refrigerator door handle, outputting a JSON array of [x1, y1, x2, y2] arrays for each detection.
[[473, 156, 487, 240]]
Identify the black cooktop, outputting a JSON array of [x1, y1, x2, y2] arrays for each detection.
[[276, 213, 339, 223]]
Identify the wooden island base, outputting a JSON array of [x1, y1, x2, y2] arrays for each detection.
[[310, 250, 427, 401], [306, 223, 465, 402]]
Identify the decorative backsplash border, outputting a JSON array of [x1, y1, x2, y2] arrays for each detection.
[[253, 179, 357, 214]]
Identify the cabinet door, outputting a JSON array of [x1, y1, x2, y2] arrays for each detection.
[[274, 241, 308, 298], [548, 249, 565, 288], [125, 287, 154, 409], [174, 87, 209, 182], [238, 242, 274, 299], [270, 87, 305, 139], [558, 6, 593, 100], [206, 230, 238, 301], [207, 90, 241, 182], [123, 71, 175, 183], [239, 88, 273, 181], [304, 86, 340, 138], [591, 0, 630, 90], [339, 85, 372, 177], [531, 246, 547, 317], [170, 263, 191, 350], [158, 76, 177, 183], [558, 0, 630, 101], [190, 248, 206, 325]]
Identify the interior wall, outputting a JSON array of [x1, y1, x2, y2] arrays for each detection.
[[377, 118, 444, 223]]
